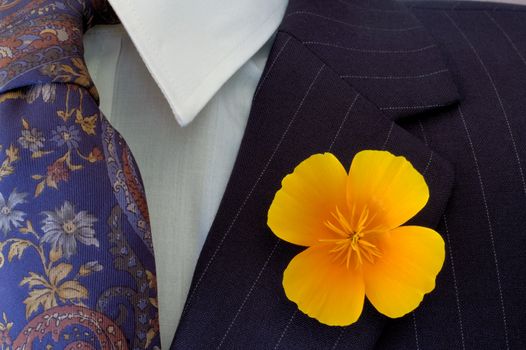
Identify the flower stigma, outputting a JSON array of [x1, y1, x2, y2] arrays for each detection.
[[0, 206, 11, 216], [62, 220, 77, 235], [321, 206, 382, 269]]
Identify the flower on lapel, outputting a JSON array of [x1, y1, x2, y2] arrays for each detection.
[[267, 151, 445, 326]]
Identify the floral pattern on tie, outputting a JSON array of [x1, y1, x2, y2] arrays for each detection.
[[0, 0, 107, 99], [0, 0, 158, 347], [0, 84, 160, 349]]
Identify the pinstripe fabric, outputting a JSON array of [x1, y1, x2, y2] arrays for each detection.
[[375, 2, 526, 349], [281, 0, 460, 120], [172, 0, 526, 349]]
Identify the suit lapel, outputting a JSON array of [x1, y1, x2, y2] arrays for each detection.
[[281, 0, 460, 121], [173, 1, 459, 348]]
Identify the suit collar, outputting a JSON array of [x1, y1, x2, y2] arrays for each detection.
[[279, 0, 461, 121]]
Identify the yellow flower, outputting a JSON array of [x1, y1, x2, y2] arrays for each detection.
[[268, 151, 445, 326]]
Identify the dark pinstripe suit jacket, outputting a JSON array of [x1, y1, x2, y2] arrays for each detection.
[[172, 1, 526, 349]]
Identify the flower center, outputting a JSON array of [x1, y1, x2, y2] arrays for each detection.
[[322, 206, 382, 268], [62, 220, 77, 235], [0, 206, 11, 215], [26, 135, 36, 143], [61, 131, 71, 141]]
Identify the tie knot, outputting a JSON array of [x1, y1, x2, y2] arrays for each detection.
[[0, 0, 118, 99]]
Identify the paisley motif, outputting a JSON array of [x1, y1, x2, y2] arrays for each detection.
[[12, 305, 128, 350], [101, 117, 154, 254], [0, 0, 101, 98]]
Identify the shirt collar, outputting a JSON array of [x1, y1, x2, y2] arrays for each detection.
[[107, 0, 288, 126]]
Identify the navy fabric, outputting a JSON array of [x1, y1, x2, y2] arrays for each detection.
[[173, 1, 526, 349]]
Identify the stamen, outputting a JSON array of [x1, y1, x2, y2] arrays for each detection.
[[324, 220, 348, 238], [335, 207, 353, 234], [322, 205, 383, 269]]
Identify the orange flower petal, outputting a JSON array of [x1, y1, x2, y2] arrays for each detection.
[[268, 153, 348, 247], [363, 226, 445, 318], [347, 150, 429, 231], [283, 244, 365, 326]]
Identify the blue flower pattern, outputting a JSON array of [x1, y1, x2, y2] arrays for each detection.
[[51, 125, 81, 150], [0, 190, 27, 235]]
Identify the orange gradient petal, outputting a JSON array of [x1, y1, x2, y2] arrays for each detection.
[[363, 226, 445, 318], [268, 153, 348, 247], [347, 150, 429, 232], [283, 244, 365, 326]]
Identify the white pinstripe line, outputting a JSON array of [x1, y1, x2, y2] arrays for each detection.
[[341, 69, 448, 80], [418, 120, 429, 146], [330, 328, 346, 350], [445, 11, 526, 199], [485, 12, 526, 68], [337, 0, 406, 13], [303, 42, 437, 54], [412, 312, 421, 350], [443, 215, 467, 350], [419, 121, 466, 348], [423, 151, 433, 176], [382, 122, 394, 150], [254, 37, 292, 98], [216, 240, 282, 349], [457, 104, 510, 350], [286, 11, 423, 32], [380, 104, 446, 111], [329, 94, 360, 151], [412, 123, 453, 345], [273, 310, 297, 350], [182, 64, 327, 317], [217, 92, 361, 346]]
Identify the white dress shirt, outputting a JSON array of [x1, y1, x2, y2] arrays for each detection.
[[84, 0, 288, 347]]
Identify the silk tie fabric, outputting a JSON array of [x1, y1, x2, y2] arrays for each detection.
[[0, 1, 160, 349]]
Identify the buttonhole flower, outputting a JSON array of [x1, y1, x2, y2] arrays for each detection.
[[267, 151, 445, 326], [40, 201, 99, 259]]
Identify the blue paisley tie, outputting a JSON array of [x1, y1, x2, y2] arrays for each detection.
[[0, 1, 160, 349]]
